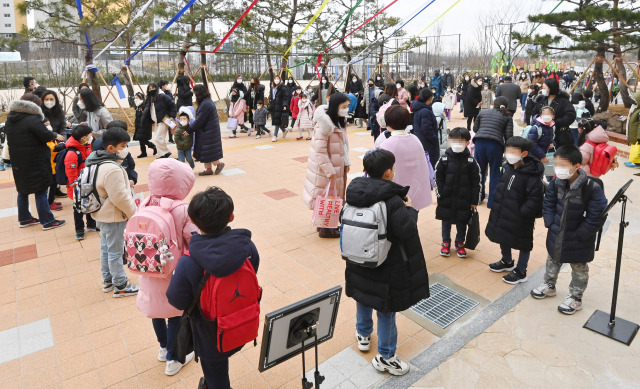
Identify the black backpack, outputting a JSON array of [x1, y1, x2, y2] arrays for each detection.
[[54, 147, 82, 185], [582, 177, 607, 251]]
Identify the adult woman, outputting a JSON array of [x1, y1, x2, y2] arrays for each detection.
[[315, 75, 337, 108], [464, 75, 483, 131], [268, 73, 289, 142], [577, 119, 609, 176], [532, 78, 576, 141], [133, 92, 157, 158], [411, 88, 439, 168], [78, 88, 113, 137], [472, 96, 514, 208], [303, 93, 351, 238], [346, 74, 366, 127], [186, 84, 224, 176], [458, 73, 471, 113], [247, 77, 265, 132], [5, 93, 65, 230], [176, 75, 193, 110], [373, 74, 385, 89], [516, 72, 531, 109], [72, 82, 89, 123], [41, 90, 68, 200], [143, 82, 176, 158]]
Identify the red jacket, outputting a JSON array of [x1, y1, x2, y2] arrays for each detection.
[[290, 95, 302, 119], [64, 137, 93, 199]]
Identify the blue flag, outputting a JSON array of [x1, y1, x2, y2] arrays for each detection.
[[111, 77, 126, 99]]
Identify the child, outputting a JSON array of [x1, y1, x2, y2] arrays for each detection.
[[104, 120, 138, 185], [167, 187, 260, 389], [527, 106, 555, 165], [434, 127, 481, 258], [442, 86, 456, 120], [531, 145, 607, 314], [480, 83, 493, 110], [136, 159, 198, 376], [64, 124, 97, 240], [296, 93, 315, 140], [174, 111, 195, 168], [290, 86, 303, 137], [345, 148, 429, 377], [85, 127, 139, 297], [577, 119, 610, 176], [253, 101, 270, 139], [228, 88, 248, 138], [486, 136, 544, 284]]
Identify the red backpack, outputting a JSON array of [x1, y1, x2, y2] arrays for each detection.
[[586, 141, 617, 177], [199, 258, 262, 353]]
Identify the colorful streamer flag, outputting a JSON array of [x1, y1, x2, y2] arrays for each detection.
[[94, 0, 154, 60], [125, 0, 197, 65], [212, 0, 259, 53], [75, 0, 93, 58], [111, 76, 126, 99], [283, 0, 331, 60]]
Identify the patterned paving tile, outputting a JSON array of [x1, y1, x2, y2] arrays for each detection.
[[0, 244, 38, 267], [293, 156, 308, 163], [263, 189, 297, 200]]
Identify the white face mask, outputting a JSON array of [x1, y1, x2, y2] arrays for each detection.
[[465, 76, 470, 81], [352, 78, 357, 82], [450, 142, 466, 153], [237, 78, 242, 83], [578, 101, 586, 108], [554, 166, 574, 180], [445, 71, 450, 74], [46, 125, 53, 132], [484, 86, 489, 90], [541, 115, 553, 123], [322, 80, 327, 84], [117, 147, 129, 160], [180, 119, 189, 126], [77, 100, 85, 110], [274, 78, 280, 84], [338, 108, 349, 117], [396, 84, 401, 89], [134, 99, 143, 107], [301, 98, 307, 103], [44, 101, 55, 109], [541, 89, 549, 96], [505, 153, 522, 165]]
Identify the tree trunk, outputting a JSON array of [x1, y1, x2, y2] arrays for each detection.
[[121, 66, 135, 108], [280, 0, 298, 78], [85, 52, 101, 101], [200, 18, 207, 90], [611, 0, 633, 108], [594, 46, 609, 112]]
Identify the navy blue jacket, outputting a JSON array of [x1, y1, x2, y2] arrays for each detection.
[[166, 228, 260, 359], [527, 117, 554, 161], [543, 170, 607, 263], [186, 98, 222, 163], [411, 100, 439, 160]]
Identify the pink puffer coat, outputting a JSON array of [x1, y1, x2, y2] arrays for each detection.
[[298, 100, 315, 129], [579, 125, 609, 177], [303, 106, 350, 209], [136, 159, 199, 319], [229, 98, 247, 125]]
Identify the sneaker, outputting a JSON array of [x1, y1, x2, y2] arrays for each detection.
[[502, 269, 528, 285], [102, 281, 114, 293], [306, 137, 312, 140], [558, 295, 582, 315], [247, 129, 252, 136], [229, 133, 237, 138], [75, 231, 85, 241], [372, 354, 409, 376], [440, 240, 451, 257], [530, 283, 557, 299], [43, 219, 66, 230], [158, 347, 168, 362], [165, 352, 194, 376], [4, 163, 11, 168], [282, 129, 289, 139], [113, 281, 139, 298], [0, 164, 4, 171], [489, 259, 515, 273], [50, 202, 63, 211], [53, 201, 62, 206], [624, 162, 640, 168], [296, 136, 303, 140], [214, 162, 225, 175], [272, 136, 277, 142], [454, 241, 467, 258], [19, 218, 39, 228], [198, 169, 214, 176], [198, 377, 207, 389], [256, 134, 261, 139], [86, 226, 100, 232], [355, 331, 370, 352]]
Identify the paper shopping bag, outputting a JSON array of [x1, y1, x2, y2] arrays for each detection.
[[312, 182, 343, 228]]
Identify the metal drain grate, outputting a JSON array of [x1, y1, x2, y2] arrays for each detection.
[[410, 283, 479, 328]]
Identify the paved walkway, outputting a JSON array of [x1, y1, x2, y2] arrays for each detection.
[[1, 106, 639, 388]]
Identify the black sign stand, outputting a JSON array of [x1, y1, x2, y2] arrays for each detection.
[[584, 179, 639, 345], [298, 323, 325, 389]]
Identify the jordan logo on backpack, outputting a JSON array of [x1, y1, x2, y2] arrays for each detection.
[[230, 283, 246, 303]]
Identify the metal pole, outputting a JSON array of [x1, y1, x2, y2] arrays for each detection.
[[508, 23, 513, 69]]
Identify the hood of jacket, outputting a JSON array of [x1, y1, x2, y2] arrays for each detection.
[[585, 125, 609, 144], [147, 158, 195, 200], [346, 177, 409, 208], [313, 105, 337, 136], [513, 155, 545, 176], [188, 229, 255, 277], [178, 106, 195, 120], [411, 100, 432, 113], [556, 90, 571, 101], [85, 149, 120, 166], [8, 100, 45, 121], [65, 136, 89, 151]]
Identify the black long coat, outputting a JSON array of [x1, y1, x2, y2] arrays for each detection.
[[247, 84, 265, 110], [344, 177, 430, 313], [43, 109, 67, 138], [186, 98, 222, 163], [133, 107, 151, 141], [485, 157, 545, 251], [176, 76, 193, 110], [464, 81, 482, 118], [5, 100, 56, 194], [434, 148, 481, 223], [269, 85, 288, 126]]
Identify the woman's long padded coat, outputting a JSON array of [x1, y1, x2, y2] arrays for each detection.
[[186, 98, 222, 163], [485, 157, 545, 251], [302, 106, 349, 209], [134, 107, 152, 141], [532, 91, 577, 131], [464, 80, 482, 118], [411, 100, 440, 161], [5, 100, 57, 194], [344, 177, 429, 313], [269, 84, 288, 126]]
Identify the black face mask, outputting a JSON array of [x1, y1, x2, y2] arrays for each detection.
[[148, 89, 157, 96], [368, 83, 374, 87]]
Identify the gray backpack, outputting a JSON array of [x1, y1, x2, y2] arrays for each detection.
[[339, 201, 392, 268], [72, 161, 117, 214]]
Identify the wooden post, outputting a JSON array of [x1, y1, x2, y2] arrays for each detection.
[[604, 58, 635, 92], [96, 70, 134, 128], [203, 66, 221, 101]]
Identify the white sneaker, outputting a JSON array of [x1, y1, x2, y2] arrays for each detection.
[[158, 347, 167, 362], [372, 354, 409, 376], [530, 283, 557, 299], [272, 136, 277, 142], [356, 331, 370, 352], [256, 134, 261, 139], [229, 134, 237, 138], [558, 295, 583, 315], [165, 352, 194, 376]]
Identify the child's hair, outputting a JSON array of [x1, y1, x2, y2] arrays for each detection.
[[493, 96, 511, 116], [577, 119, 596, 147], [540, 106, 555, 115], [179, 111, 190, 119], [188, 186, 234, 234], [20, 92, 41, 107], [102, 127, 130, 149], [448, 127, 471, 141], [396, 79, 404, 88], [384, 105, 412, 130], [505, 136, 532, 152], [158, 80, 169, 89], [583, 89, 593, 99], [23, 76, 34, 88], [529, 84, 539, 93], [418, 88, 434, 103], [363, 149, 395, 179], [106, 120, 128, 131], [135, 91, 144, 100], [71, 124, 93, 141], [554, 145, 582, 165]]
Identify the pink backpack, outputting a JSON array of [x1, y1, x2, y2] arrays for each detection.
[[124, 196, 183, 278], [376, 100, 394, 127]]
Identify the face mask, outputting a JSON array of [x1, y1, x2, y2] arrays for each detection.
[[301, 98, 307, 103], [296, 90, 302, 95], [180, 119, 189, 126], [465, 76, 470, 81], [135, 99, 143, 107], [44, 101, 55, 109], [77, 101, 85, 110], [338, 108, 349, 117], [377, 77, 381, 81], [368, 83, 374, 87], [484, 86, 489, 90], [505, 153, 522, 165], [447, 88, 452, 92], [237, 78, 242, 83], [527, 89, 532, 94], [578, 101, 586, 108], [257, 105, 263, 110], [117, 147, 129, 160], [554, 166, 574, 180], [322, 80, 327, 84], [541, 115, 553, 123], [445, 71, 450, 74], [541, 89, 549, 96], [274, 78, 280, 84], [396, 84, 401, 89], [83, 135, 93, 145], [352, 78, 357, 82], [450, 142, 466, 153], [46, 125, 53, 132], [148, 89, 157, 96]]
